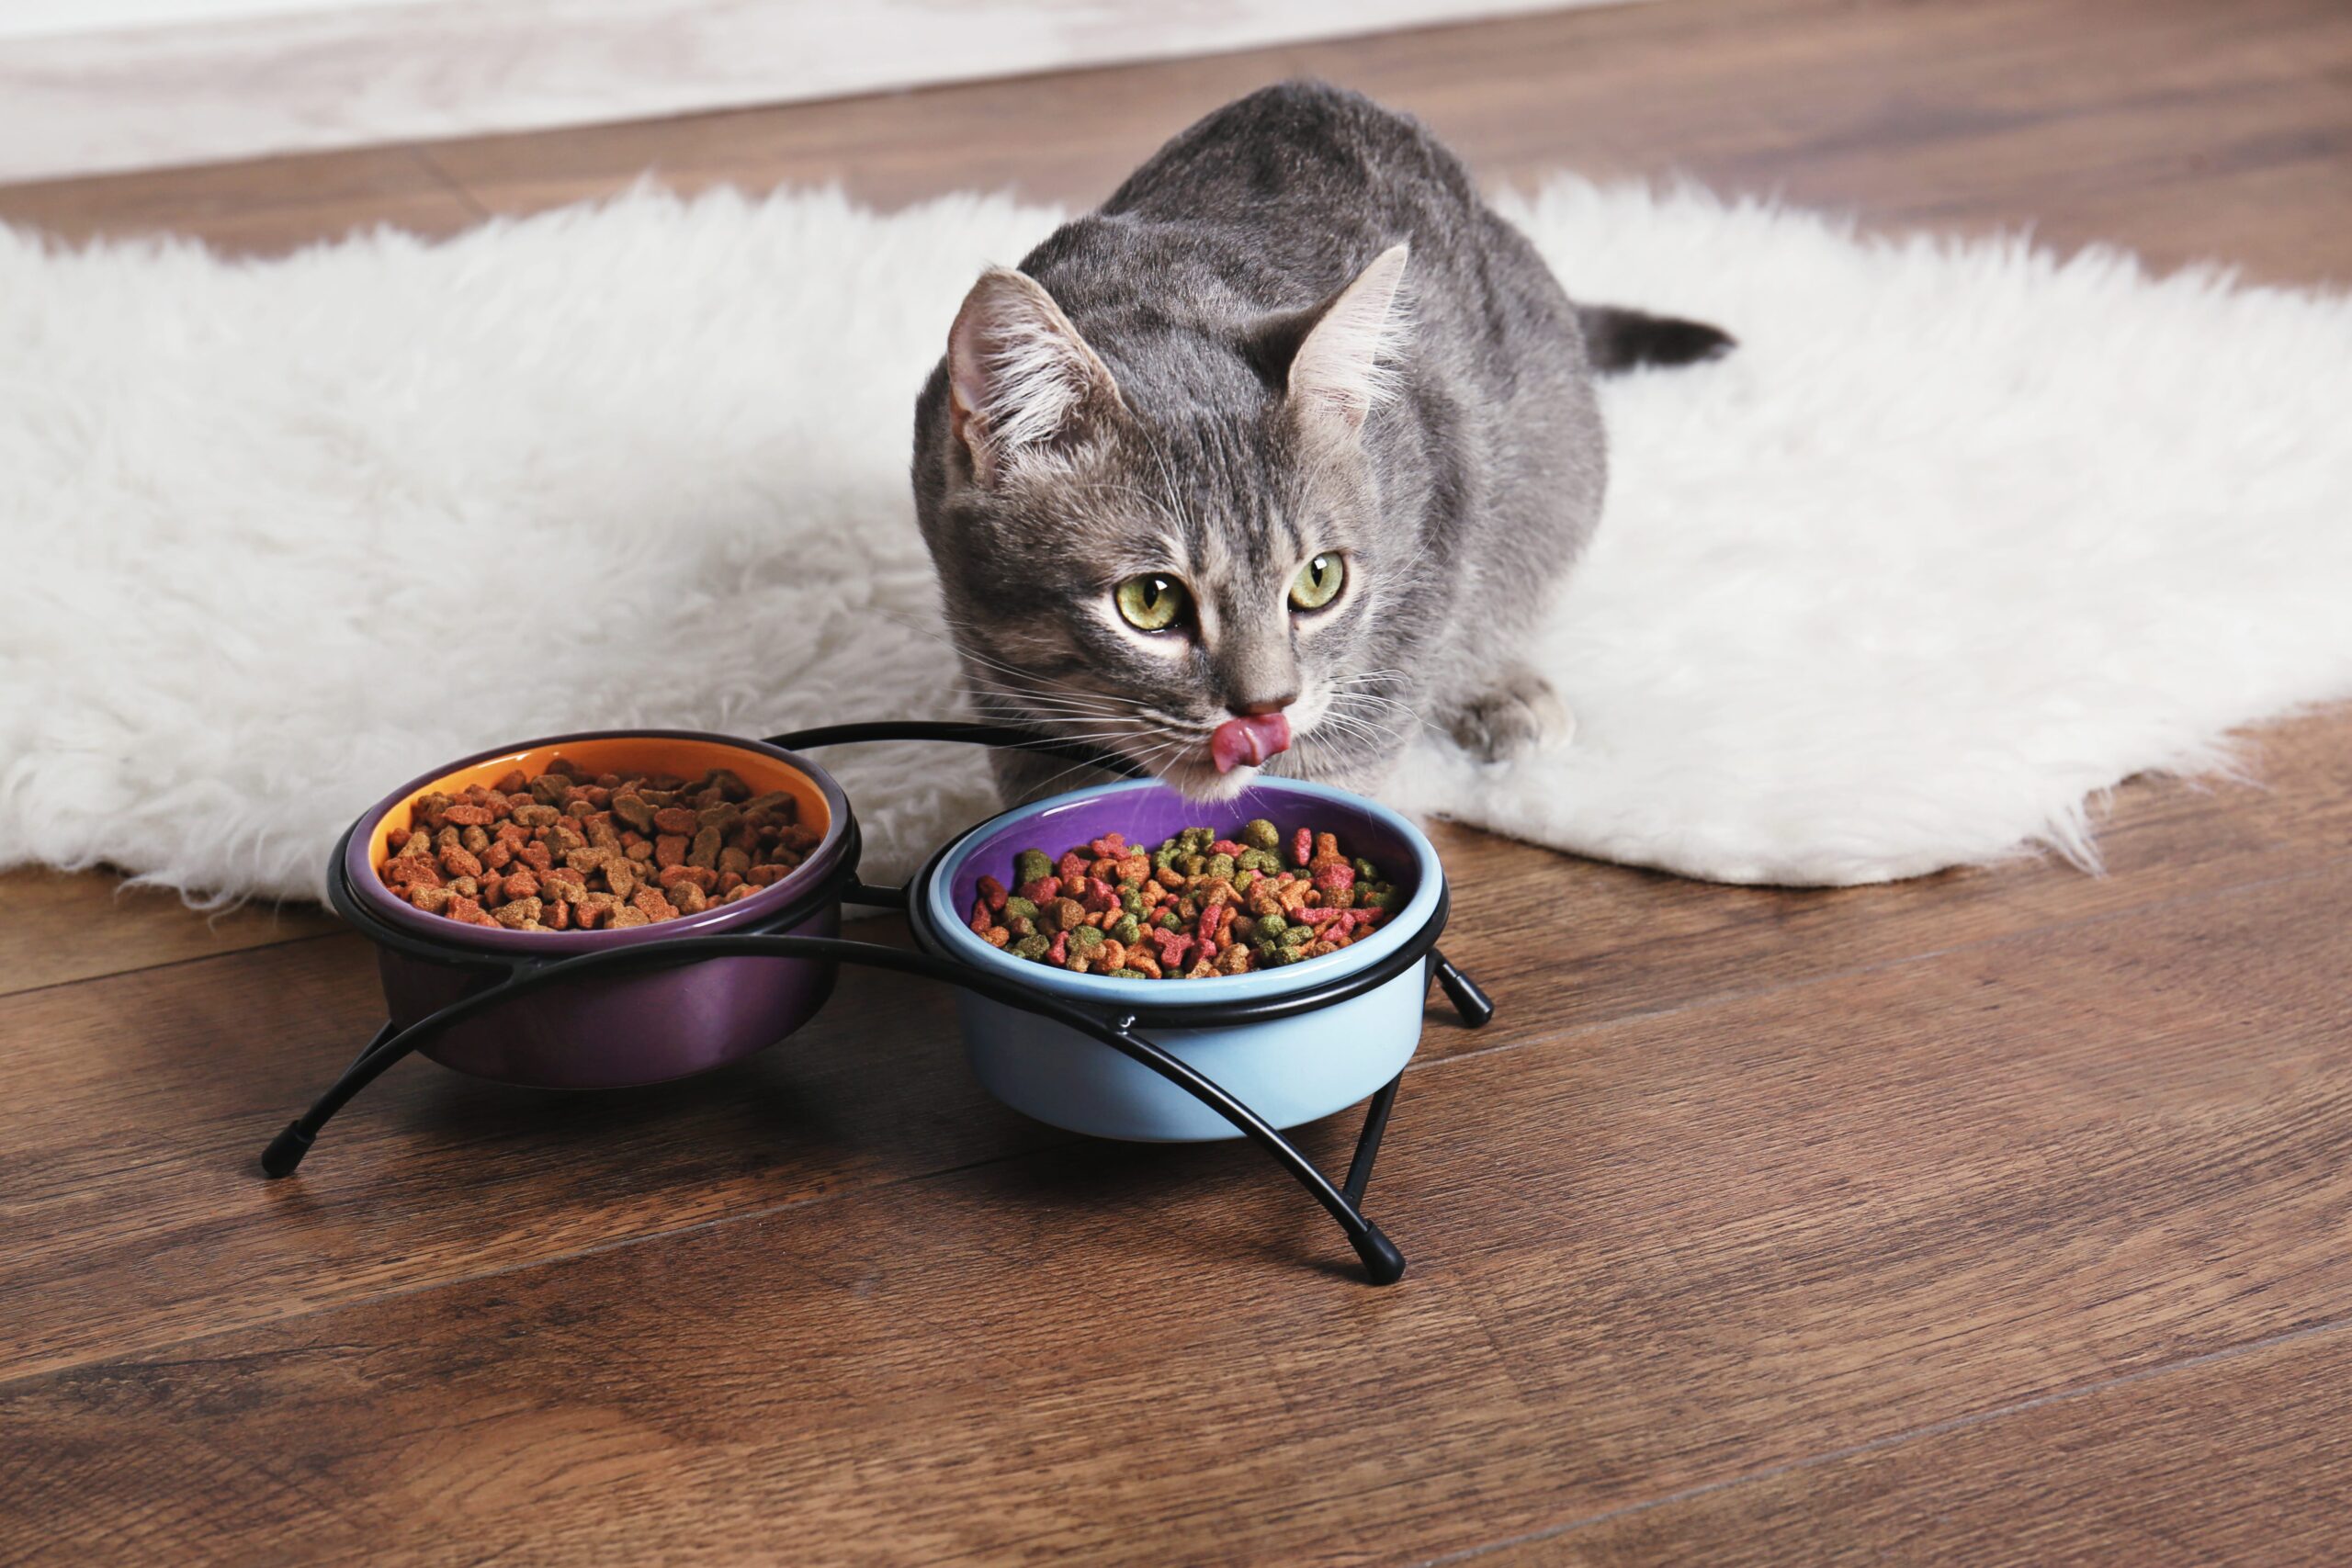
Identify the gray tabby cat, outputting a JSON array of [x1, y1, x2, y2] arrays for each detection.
[[911, 82, 1727, 802]]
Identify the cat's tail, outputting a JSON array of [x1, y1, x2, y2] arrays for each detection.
[[1577, 305, 1736, 374]]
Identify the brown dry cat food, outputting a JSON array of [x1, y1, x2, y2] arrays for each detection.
[[379, 757, 819, 931]]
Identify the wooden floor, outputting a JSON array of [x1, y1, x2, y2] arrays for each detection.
[[6, 0, 2351, 1561]]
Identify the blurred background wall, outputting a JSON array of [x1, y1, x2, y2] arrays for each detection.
[[0, 0, 1636, 184]]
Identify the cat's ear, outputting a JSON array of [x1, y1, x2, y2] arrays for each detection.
[[1285, 243, 1410, 435], [946, 266, 1122, 486]]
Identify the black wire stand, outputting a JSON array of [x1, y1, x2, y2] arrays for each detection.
[[260, 721, 1495, 1285]]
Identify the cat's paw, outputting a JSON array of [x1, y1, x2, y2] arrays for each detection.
[[1444, 666, 1572, 762]]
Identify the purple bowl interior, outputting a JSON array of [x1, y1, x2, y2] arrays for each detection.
[[946, 782, 1423, 916]]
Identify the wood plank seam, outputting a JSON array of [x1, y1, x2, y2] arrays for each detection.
[[404, 148, 492, 221], [0, 926, 350, 1004]]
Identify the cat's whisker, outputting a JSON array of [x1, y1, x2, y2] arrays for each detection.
[[1012, 728, 1184, 799], [967, 691, 1136, 720], [964, 682, 1166, 719], [961, 672, 1146, 714]]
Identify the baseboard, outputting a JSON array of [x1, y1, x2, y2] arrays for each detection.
[[0, 0, 1635, 186]]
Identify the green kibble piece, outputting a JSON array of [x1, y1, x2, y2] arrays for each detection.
[[1014, 850, 1052, 886], [1179, 827, 1213, 853], [1111, 914, 1142, 945], [1205, 853, 1235, 880], [1354, 857, 1376, 880], [1257, 911, 1288, 937], [1233, 869, 1256, 893], [1153, 847, 1180, 874], [1269, 945, 1304, 965], [1280, 923, 1313, 948], [1181, 853, 1206, 876], [1108, 967, 1146, 979], [1002, 896, 1038, 922], [1156, 910, 1181, 930], [1237, 848, 1279, 874], [1010, 935, 1050, 961], [1120, 886, 1147, 917], [1358, 886, 1393, 910], [1240, 818, 1281, 852], [1070, 924, 1105, 950], [1007, 914, 1036, 938]]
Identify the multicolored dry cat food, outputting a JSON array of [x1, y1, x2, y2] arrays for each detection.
[[379, 758, 820, 931], [967, 819, 1398, 978]]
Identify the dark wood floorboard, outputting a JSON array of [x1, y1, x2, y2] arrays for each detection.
[[3, 0, 2348, 1560], [6, 862, 2349, 1562], [1472, 1328, 2352, 1565]]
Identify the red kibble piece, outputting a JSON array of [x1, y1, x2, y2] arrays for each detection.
[[442, 804, 494, 827], [1056, 850, 1090, 884], [1292, 827, 1313, 866], [970, 898, 995, 935], [1210, 840, 1247, 859], [654, 834, 688, 869], [384, 858, 442, 892], [1019, 875, 1059, 905], [977, 875, 1009, 911], [1046, 931, 1069, 966], [1313, 861, 1355, 895]]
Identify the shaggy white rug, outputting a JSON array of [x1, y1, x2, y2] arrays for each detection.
[[5, 179, 2349, 902]]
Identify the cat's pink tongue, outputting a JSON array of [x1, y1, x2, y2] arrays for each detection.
[[1210, 712, 1292, 774]]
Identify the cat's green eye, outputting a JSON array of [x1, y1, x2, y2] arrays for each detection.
[[1115, 573, 1189, 633], [1290, 552, 1346, 612]]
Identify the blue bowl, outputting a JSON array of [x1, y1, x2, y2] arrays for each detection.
[[912, 777, 1444, 1142]]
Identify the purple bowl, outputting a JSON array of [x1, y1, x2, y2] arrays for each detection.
[[345, 729, 853, 1089]]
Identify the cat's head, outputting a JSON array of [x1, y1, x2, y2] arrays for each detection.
[[916, 244, 1415, 800]]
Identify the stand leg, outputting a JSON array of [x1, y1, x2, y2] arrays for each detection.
[[260, 1018, 423, 1177], [258, 932, 1440, 1285], [1342, 1073, 1402, 1208], [1431, 949, 1495, 1028]]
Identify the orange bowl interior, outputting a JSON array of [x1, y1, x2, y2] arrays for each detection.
[[366, 736, 832, 874]]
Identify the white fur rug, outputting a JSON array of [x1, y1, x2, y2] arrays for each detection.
[[5, 179, 2349, 902]]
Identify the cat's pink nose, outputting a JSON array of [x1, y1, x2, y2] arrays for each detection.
[[1210, 711, 1292, 774]]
